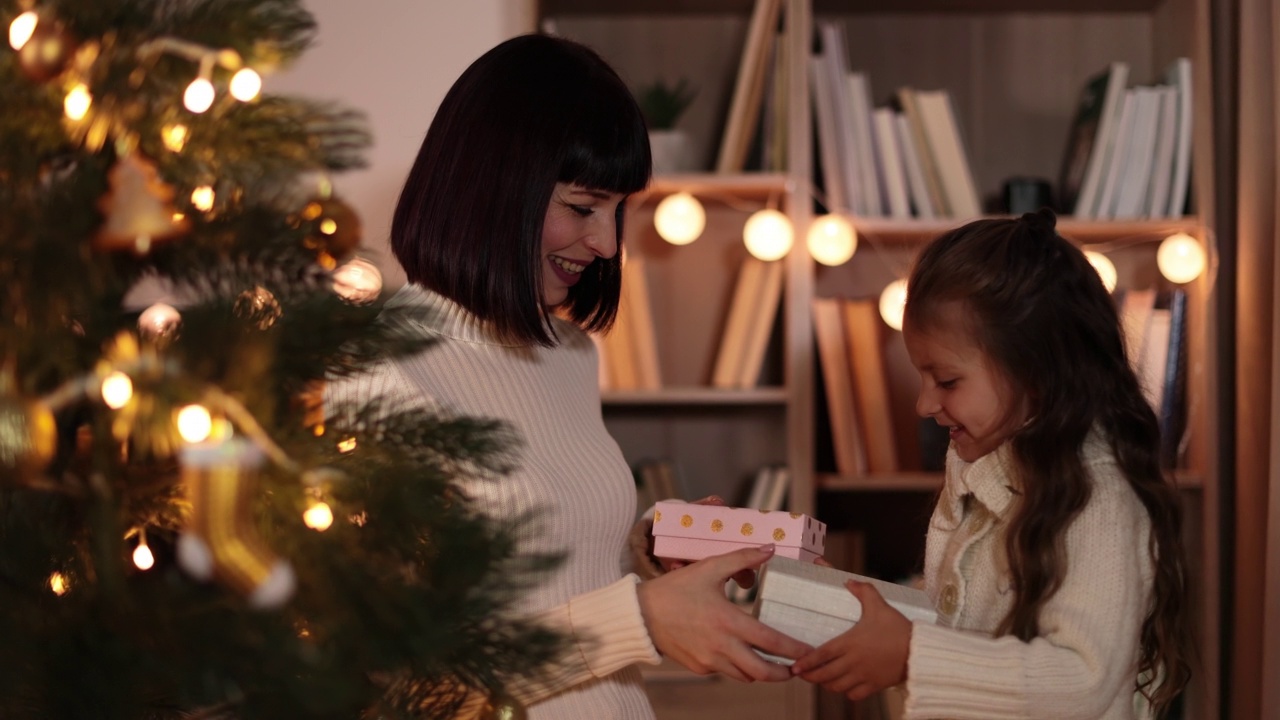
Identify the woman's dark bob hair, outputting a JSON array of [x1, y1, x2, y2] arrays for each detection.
[[390, 34, 652, 346]]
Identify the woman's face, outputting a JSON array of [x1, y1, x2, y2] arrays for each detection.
[[540, 182, 626, 307]]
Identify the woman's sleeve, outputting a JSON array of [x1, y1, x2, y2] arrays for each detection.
[[508, 575, 661, 705], [903, 467, 1151, 720]]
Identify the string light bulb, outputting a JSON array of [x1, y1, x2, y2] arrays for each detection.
[[49, 572, 69, 596], [100, 371, 133, 409], [64, 83, 91, 120], [229, 67, 261, 102], [190, 185, 214, 212], [303, 500, 333, 531], [133, 531, 155, 570], [807, 214, 857, 266], [183, 77, 215, 113], [161, 124, 188, 153], [743, 208, 793, 262], [653, 192, 705, 245], [9, 11, 37, 51], [1084, 250, 1118, 292], [176, 404, 213, 443], [879, 278, 909, 331], [1157, 232, 1206, 284]]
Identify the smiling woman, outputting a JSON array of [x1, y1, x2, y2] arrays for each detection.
[[328, 33, 812, 720]]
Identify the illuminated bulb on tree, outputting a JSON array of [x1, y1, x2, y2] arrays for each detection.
[[303, 500, 334, 531], [229, 68, 262, 102], [133, 533, 155, 570], [743, 208, 793, 261], [49, 572, 69, 596], [333, 258, 382, 304], [176, 404, 213, 444], [1083, 250, 1118, 292], [1157, 233, 1206, 283], [190, 185, 215, 212], [184, 77, 215, 113], [100, 372, 133, 409], [64, 83, 91, 121], [9, 11, 37, 50], [879, 279, 909, 331], [807, 214, 857, 266], [161, 124, 188, 153], [653, 192, 705, 245]]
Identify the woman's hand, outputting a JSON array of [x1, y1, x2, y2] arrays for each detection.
[[790, 580, 912, 700], [637, 544, 812, 683]]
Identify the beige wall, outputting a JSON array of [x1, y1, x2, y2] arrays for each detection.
[[270, 0, 537, 288]]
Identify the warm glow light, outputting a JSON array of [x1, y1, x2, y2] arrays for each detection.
[[807, 214, 857, 266], [337, 437, 357, 453], [176, 404, 213, 443], [9, 11, 37, 51], [183, 77, 215, 113], [653, 192, 706, 245], [49, 572, 69, 596], [191, 185, 215, 212], [1084, 250, 1118, 292], [64, 84, 91, 121], [228, 67, 261, 101], [879, 279, 909, 331], [133, 537, 155, 570], [333, 258, 382, 304], [161, 124, 188, 152], [1157, 233, 1207, 284], [138, 302, 181, 338], [303, 501, 333, 531], [101, 372, 133, 409], [743, 208, 794, 261]]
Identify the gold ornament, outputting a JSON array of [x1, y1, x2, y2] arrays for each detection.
[[95, 153, 190, 253], [176, 439, 295, 608], [300, 196, 362, 264], [0, 392, 57, 476], [234, 286, 282, 330], [479, 693, 527, 720], [16, 16, 76, 82]]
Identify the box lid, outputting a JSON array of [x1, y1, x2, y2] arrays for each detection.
[[755, 556, 937, 625], [652, 501, 826, 552]]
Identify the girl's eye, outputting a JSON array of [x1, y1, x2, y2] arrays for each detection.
[[937, 379, 958, 390]]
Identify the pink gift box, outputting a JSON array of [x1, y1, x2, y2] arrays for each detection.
[[652, 501, 826, 563]]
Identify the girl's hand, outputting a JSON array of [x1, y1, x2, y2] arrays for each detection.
[[637, 544, 813, 682], [790, 580, 912, 700]]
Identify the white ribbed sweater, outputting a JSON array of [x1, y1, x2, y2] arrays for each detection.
[[905, 434, 1156, 719], [328, 284, 660, 719]]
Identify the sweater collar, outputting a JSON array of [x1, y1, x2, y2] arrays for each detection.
[[946, 442, 1019, 519], [387, 283, 521, 347]]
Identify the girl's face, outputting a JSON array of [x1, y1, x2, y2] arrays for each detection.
[[903, 302, 1030, 463], [540, 182, 626, 307]]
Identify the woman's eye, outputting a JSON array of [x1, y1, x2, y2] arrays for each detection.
[[569, 204, 593, 217]]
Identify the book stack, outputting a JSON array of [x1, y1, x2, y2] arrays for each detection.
[[1115, 287, 1190, 467], [808, 20, 979, 219], [1059, 59, 1193, 219]]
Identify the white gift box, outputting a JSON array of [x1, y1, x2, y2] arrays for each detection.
[[752, 556, 938, 664]]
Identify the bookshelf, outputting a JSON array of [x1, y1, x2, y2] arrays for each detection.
[[541, 0, 1219, 718]]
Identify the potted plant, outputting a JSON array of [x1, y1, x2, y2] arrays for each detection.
[[637, 78, 696, 174]]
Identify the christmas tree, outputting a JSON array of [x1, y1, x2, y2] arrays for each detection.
[[0, 1, 561, 718]]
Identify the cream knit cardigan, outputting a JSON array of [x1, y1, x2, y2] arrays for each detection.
[[328, 284, 660, 719], [904, 433, 1156, 719]]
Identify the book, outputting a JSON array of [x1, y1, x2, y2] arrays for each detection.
[[894, 111, 936, 219], [812, 297, 869, 476], [1117, 287, 1159, 373], [809, 41, 848, 212], [910, 89, 981, 218], [871, 107, 911, 218], [897, 87, 948, 217], [715, 0, 784, 173], [1159, 289, 1189, 468], [622, 254, 662, 390], [1064, 62, 1130, 218], [737, 257, 786, 387], [1112, 86, 1161, 219], [841, 298, 899, 472], [1143, 85, 1179, 219], [1164, 58, 1193, 217], [713, 256, 784, 389], [1095, 88, 1137, 219]]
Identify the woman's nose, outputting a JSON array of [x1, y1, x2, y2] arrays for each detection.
[[585, 220, 618, 259]]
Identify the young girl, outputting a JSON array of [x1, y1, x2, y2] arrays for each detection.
[[792, 209, 1191, 718]]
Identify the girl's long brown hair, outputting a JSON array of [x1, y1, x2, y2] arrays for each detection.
[[903, 209, 1191, 715]]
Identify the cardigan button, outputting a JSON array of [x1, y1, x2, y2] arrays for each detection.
[[940, 582, 959, 617]]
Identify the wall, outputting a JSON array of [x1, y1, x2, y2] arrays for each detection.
[[269, 0, 537, 288]]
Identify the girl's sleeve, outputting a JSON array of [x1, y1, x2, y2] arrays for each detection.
[[904, 466, 1152, 720]]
